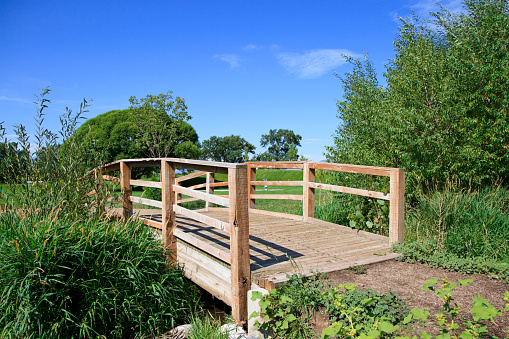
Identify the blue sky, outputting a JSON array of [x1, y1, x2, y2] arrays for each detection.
[[0, 0, 462, 161]]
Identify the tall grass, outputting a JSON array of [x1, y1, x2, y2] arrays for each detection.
[[0, 211, 200, 338], [405, 187, 509, 261]]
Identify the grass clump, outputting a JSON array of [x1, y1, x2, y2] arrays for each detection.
[[0, 211, 200, 338], [393, 187, 509, 280]]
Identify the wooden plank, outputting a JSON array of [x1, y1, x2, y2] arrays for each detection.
[[187, 182, 227, 190], [249, 208, 303, 221], [248, 165, 256, 209], [210, 182, 228, 188], [177, 241, 232, 305], [120, 161, 132, 219], [173, 205, 231, 233], [247, 161, 304, 169], [174, 185, 230, 207], [188, 183, 207, 190], [309, 182, 390, 200], [303, 162, 315, 221], [102, 175, 120, 183], [175, 170, 207, 183], [161, 160, 176, 256], [308, 162, 393, 177], [138, 216, 162, 229], [174, 228, 232, 264], [389, 168, 405, 244], [250, 194, 303, 201], [177, 197, 200, 204], [228, 167, 250, 325], [130, 179, 162, 188], [250, 181, 303, 186], [206, 172, 215, 211], [130, 196, 163, 208], [173, 163, 229, 175], [102, 162, 120, 172], [307, 217, 389, 243]]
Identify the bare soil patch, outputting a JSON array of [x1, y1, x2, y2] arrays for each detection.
[[322, 260, 509, 337]]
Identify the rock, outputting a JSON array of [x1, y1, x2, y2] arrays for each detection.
[[220, 323, 246, 338], [160, 324, 192, 338]]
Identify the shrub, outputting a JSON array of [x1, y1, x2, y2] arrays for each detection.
[[0, 88, 108, 217], [0, 211, 200, 338]]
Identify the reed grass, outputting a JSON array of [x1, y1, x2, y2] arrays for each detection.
[[0, 211, 200, 338]]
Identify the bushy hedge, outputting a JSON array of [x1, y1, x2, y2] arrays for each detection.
[[0, 212, 200, 338]]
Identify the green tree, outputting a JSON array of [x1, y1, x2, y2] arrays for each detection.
[[74, 108, 201, 164], [129, 91, 193, 158], [258, 129, 302, 161], [201, 135, 255, 163], [326, 0, 509, 192]]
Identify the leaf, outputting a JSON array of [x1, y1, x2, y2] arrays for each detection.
[[458, 279, 473, 286], [379, 321, 398, 334], [287, 314, 296, 322], [251, 291, 263, 301], [410, 308, 430, 320]]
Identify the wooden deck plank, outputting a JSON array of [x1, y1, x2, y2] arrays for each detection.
[[133, 208, 397, 291]]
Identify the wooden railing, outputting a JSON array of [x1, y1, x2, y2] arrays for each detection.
[[100, 158, 250, 324], [246, 161, 405, 244], [97, 158, 405, 324]]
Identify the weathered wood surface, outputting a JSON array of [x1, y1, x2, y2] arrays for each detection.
[[129, 208, 398, 290]]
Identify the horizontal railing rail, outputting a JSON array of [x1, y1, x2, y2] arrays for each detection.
[[246, 161, 404, 244]]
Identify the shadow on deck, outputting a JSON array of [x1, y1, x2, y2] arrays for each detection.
[[129, 208, 399, 290]]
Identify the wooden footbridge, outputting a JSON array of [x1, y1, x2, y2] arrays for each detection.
[[97, 159, 405, 325]]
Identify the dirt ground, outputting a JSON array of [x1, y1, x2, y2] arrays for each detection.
[[321, 259, 509, 337]]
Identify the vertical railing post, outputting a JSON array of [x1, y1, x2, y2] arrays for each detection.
[[389, 168, 405, 244], [205, 172, 215, 211], [247, 163, 256, 209], [161, 161, 177, 258], [120, 161, 132, 219], [303, 162, 315, 221], [228, 165, 250, 325]]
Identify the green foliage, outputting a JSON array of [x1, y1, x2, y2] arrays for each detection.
[[322, 285, 408, 328], [0, 88, 107, 216], [251, 274, 324, 338], [251, 274, 407, 339], [0, 211, 200, 338], [74, 107, 200, 164], [401, 278, 508, 339], [326, 0, 509, 193], [201, 135, 255, 163], [258, 129, 302, 161], [393, 241, 509, 282], [346, 198, 389, 236], [129, 90, 200, 159], [188, 314, 230, 339], [404, 187, 509, 261]]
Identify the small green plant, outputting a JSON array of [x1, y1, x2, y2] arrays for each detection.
[[402, 278, 509, 339], [188, 313, 230, 339], [393, 241, 509, 282], [347, 198, 389, 236], [250, 274, 326, 338]]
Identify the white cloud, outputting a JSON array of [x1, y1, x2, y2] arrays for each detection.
[[242, 44, 260, 52], [0, 95, 32, 104], [277, 49, 360, 79], [393, 0, 464, 22], [214, 54, 240, 69]]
